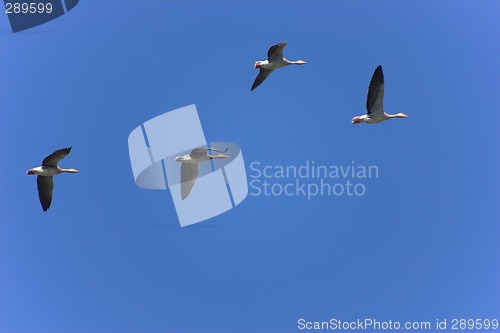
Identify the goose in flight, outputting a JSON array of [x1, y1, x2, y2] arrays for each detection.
[[175, 147, 229, 200], [352, 65, 408, 124], [26, 147, 79, 211], [251, 42, 307, 91]]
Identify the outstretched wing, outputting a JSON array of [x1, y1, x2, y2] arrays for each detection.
[[206, 147, 228, 153], [180, 163, 199, 200], [42, 147, 72, 167], [189, 148, 209, 159], [190, 147, 228, 159], [251, 68, 274, 91], [267, 42, 288, 62], [37, 176, 54, 211], [366, 65, 385, 116]]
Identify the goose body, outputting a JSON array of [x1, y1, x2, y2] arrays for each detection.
[[26, 147, 79, 211], [175, 147, 229, 200], [251, 42, 307, 91], [352, 65, 408, 124]]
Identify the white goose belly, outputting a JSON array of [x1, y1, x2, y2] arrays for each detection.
[[261, 61, 287, 69], [35, 166, 60, 176]]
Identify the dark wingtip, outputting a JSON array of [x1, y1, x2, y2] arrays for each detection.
[[372, 65, 384, 82]]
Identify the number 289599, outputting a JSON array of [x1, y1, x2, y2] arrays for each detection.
[[5, 2, 53, 14], [451, 318, 499, 330]]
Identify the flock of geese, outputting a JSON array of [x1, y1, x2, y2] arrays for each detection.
[[27, 42, 408, 211]]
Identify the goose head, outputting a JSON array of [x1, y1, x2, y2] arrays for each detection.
[[352, 116, 364, 124], [26, 166, 44, 175], [254, 61, 265, 69], [175, 154, 190, 162]]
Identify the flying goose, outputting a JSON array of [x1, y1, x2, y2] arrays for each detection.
[[251, 42, 307, 91], [352, 65, 408, 124], [26, 147, 79, 211], [174, 147, 229, 200]]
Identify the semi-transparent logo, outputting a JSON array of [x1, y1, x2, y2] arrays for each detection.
[[128, 105, 248, 227]]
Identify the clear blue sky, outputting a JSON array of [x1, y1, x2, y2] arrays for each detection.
[[1, 1, 499, 332]]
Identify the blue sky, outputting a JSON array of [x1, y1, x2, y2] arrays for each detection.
[[1, 1, 499, 332]]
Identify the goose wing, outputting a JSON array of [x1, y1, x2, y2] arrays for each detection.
[[190, 148, 210, 159], [180, 163, 199, 200], [251, 68, 274, 91], [37, 176, 54, 211], [206, 147, 227, 153], [190, 147, 228, 160], [366, 65, 385, 117], [42, 147, 72, 167], [267, 42, 288, 62]]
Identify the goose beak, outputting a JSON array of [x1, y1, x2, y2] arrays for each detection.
[[26, 169, 35, 175]]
